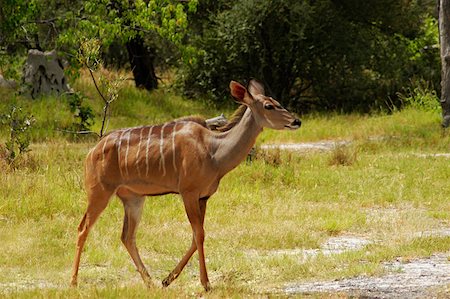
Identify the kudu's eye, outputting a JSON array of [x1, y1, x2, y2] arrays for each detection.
[[264, 103, 275, 110]]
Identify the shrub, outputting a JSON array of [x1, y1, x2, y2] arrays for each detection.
[[328, 144, 357, 167], [65, 92, 95, 133], [0, 105, 35, 166], [398, 80, 442, 113], [181, 1, 437, 113]]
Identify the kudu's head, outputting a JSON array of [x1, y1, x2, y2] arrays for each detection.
[[229, 79, 301, 130]]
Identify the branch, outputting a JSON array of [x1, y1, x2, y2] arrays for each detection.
[[99, 102, 110, 138], [83, 62, 111, 138], [85, 63, 108, 104], [101, 104, 112, 136], [55, 128, 100, 137], [27, 18, 58, 24]]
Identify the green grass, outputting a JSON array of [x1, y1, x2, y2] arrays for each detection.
[[0, 75, 449, 297], [0, 72, 225, 142]]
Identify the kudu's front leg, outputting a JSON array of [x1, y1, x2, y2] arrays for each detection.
[[162, 234, 196, 287], [163, 195, 209, 291]]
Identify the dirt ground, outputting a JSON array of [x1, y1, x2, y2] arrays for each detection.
[[284, 252, 450, 298], [246, 231, 450, 298]]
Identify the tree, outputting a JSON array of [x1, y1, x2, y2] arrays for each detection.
[[181, 0, 438, 112], [438, 0, 450, 127], [0, 0, 197, 91]]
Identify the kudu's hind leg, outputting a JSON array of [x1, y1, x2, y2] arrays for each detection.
[[70, 187, 114, 286], [117, 189, 152, 287], [163, 196, 209, 290]]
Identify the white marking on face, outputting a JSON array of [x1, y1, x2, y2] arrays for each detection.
[[266, 117, 275, 127], [159, 124, 167, 176], [145, 126, 154, 177], [135, 127, 144, 177], [124, 129, 132, 177], [172, 123, 178, 172]]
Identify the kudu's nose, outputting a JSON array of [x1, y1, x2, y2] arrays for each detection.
[[292, 119, 301, 128]]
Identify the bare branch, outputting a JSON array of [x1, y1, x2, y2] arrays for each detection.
[[99, 102, 110, 138], [83, 61, 111, 137], [27, 18, 58, 24], [85, 64, 108, 104], [55, 128, 100, 137]]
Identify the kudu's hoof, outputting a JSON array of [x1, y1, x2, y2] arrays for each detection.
[[161, 278, 170, 288], [162, 275, 173, 288], [70, 279, 78, 288], [162, 271, 179, 288], [203, 282, 211, 292], [143, 279, 154, 289]]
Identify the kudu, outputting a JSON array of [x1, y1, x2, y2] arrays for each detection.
[[70, 79, 301, 291]]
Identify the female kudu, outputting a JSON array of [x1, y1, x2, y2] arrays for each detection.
[[70, 79, 301, 291]]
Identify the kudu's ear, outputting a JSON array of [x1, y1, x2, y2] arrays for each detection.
[[248, 79, 265, 97], [230, 81, 251, 105]]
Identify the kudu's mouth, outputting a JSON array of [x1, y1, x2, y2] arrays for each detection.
[[285, 118, 301, 130]]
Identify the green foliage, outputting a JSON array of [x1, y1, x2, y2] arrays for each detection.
[[0, 51, 26, 81], [0, 0, 197, 84], [0, 106, 35, 164], [76, 38, 127, 137], [0, 0, 40, 47], [181, 0, 438, 112], [57, 0, 197, 64], [185, 1, 298, 96], [78, 38, 102, 71], [398, 80, 442, 113], [65, 92, 95, 133], [402, 15, 441, 98]]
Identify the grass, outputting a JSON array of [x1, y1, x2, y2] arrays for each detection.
[[0, 73, 449, 297]]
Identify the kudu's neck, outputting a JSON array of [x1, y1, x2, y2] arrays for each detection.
[[212, 107, 262, 176]]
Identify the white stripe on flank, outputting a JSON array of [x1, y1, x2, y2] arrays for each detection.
[[124, 129, 132, 177], [159, 123, 167, 176], [135, 127, 144, 177], [117, 129, 126, 178], [101, 133, 112, 174], [88, 146, 95, 168], [172, 123, 178, 172], [145, 126, 154, 176]]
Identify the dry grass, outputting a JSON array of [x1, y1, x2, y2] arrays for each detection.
[[328, 144, 358, 166]]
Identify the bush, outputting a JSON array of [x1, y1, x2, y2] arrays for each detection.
[[64, 92, 95, 133], [181, 1, 438, 113], [0, 105, 35, 166], [328, 144, 357, 167], [398, 81, 442, 113]]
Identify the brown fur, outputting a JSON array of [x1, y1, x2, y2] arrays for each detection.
[[173, 115, 207, 127], [216, 105, 247, 132], [70, 79, 300, 291]]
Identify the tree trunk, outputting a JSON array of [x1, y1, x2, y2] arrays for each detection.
[[126, 36, 158, 90], [438, 0, 450, 127]]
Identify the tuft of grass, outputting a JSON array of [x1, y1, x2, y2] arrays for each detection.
[[0, 145, 40, 173], [328, 144, 357, 167], [253, 147, 290, 166], [397, 80, 442, 113]]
